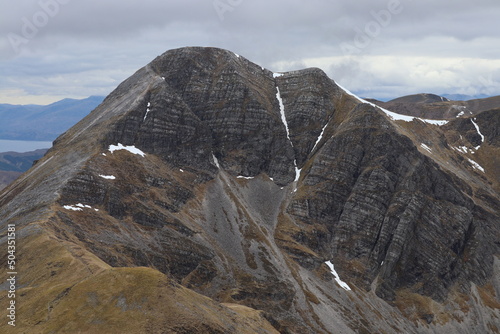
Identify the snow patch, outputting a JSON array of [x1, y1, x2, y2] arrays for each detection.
[[294, 167, 301, 182], [273, 72, 284, 78], [64, 203, 99, 212], [453, 146, 469, 154], [64, 205, 82, 211], [420, 144, 432, 153], [108, 143, 146, 157], [471, 119, 485, 149], [237, 176, 254, 180], [99, 174, 116, 180], [325, 261, 351, 291], [180, 169, 184, 173], [276, 87, 290, 140], [468, 159, 485, 173], [212, 153, 220, 169], [421, 119, 449, 126], [144, 102, 151, 121], [311, 121, 329, 153], [276, 85, 301, 189]]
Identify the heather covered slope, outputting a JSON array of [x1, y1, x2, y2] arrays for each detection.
[[0, 47, 499, 333]]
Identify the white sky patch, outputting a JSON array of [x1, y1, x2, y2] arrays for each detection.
[[325, 261, 351, 291], [99, 174, 116, 180], [299, 55, 500, 100], [273, 72, 284, 78], [420, 143, 432, 153], [471, 119, 485, 149], [468, 159, 485, 173], [108, 143, 146, 157]]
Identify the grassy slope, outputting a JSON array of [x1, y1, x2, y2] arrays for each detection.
[[0, 226, 278, 334]]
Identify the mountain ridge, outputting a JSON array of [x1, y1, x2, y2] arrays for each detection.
[[0, 95, 104, 141], [0, 47, 498, 333], [0, 149, 47, 191], [372, 93, 500, 120]]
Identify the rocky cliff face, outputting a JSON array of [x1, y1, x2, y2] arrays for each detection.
[[1, 47, 499, 333]]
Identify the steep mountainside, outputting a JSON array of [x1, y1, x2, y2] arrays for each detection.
[[0, 47, 499, 333]]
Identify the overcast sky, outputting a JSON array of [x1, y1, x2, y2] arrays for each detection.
[[1, 0, 500, 104]]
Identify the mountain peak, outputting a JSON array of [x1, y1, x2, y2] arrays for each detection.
[[1, 47, 499, 333]]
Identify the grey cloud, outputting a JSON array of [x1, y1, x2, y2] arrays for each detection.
[[1, 0, 500, 103]]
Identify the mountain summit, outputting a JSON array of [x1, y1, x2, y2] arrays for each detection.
[[1, 47, 499, 333]]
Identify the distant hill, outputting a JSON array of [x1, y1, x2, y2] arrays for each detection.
[[388, 93, 450, 104], [0, 149, 47, 172], [0, 149, 47, 190], [0, 171, 21, 191], [372, 93, 500, 119], [0, 96, 104, 141]]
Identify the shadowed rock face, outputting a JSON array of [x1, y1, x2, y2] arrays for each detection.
[[1, 47, 499, 333]]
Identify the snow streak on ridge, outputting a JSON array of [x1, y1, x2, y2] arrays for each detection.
[[275, 85, 301, 186], [276, 87, 291, 141], [325, 261, 351, 291], [336, 83, 448, 126], [311, 121, 329, 154], [471, 119, 485, 149]]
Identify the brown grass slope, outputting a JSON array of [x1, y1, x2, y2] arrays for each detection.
[[0, 227, 278, 334]]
